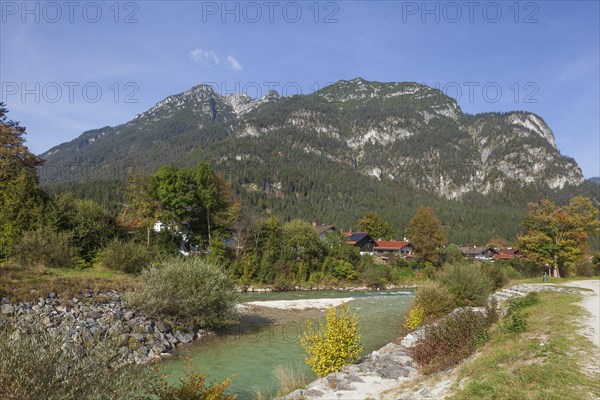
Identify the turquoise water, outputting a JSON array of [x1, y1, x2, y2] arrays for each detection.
[[162, 290, 414, 398]]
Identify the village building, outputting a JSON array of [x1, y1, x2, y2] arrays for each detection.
[[493, 248, 520, 260], [343, 232, 377, 253], [373, 240, 415, 257], [312, 223, 337, 239], [459, 246, 499, 260]]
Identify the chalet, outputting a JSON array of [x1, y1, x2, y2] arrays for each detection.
[[343, 232, 377, 253], [460, 246, 498, 260], [312, 224, 337, 239], [493, 248, 520, 260], [374, 240, 415, 257]]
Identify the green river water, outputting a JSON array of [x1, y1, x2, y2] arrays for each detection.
[[162, 290, 414, 399]]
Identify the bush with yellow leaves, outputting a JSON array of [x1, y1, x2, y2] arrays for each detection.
[[300, 304, 363, 377], [404, 303, 425, 331]]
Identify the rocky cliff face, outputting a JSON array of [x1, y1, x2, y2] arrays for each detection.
[[40, 78, 584, 199]]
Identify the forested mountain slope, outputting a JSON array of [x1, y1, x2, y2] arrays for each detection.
[[39, 78, 598, 245]]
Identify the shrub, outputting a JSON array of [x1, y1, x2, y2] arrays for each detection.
[[300, 305, 363, 377], [503, 312, 528, 333], [394, 257, 410, 269], [437, 263, 494, 307], [422, 261, 436, 279], [330, 259, 357, 281], [506, 292, 539, 314], [390, 266, 418, 283], [575, 261, 596, 277], [99, 239, 155, 274], [481, 263, 508, 290], [503, 258, 539, 278], [0, 318, 148, 400], [415, 281, 455, 320], [444, 243, 464, 264], [560, 263, 576, 278], [362, 265, 388, 288], [14, 228, 77, 269], [501, 292, 539, 334], [126, 257, 239, 328], [404, 303, 425, 331], [409, 309, 492, 374], [142, 372, 236, 400], [502, 264, 522, 280]]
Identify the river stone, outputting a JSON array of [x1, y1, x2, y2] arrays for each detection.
[[1, 304, 14, 315], [134, 349, 150, 364], [175, 331, 194, 343], [86, 310, 102, 319], [123, 311, 135, 320], [166, 333, 178, 345], [152, 341, 167, 354], [377, 365, 410, 379], [344, 375, 365, 383], [303, 389, 325, 397], [156, 320, 171, 333], [131, 333, 145, 342]]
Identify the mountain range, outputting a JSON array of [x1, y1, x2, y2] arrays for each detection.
[[39, 78, 599, 245]]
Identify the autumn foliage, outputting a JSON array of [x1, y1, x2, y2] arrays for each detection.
[[300, 305, 363, 377]]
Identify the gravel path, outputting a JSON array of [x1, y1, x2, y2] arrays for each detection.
[[560, 280, 600, 348]]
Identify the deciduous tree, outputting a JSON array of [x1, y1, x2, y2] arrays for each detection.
[[406, 207, 447, 264], [516, 196, 599, 278], [357, 212, 396, 240], [281, 219, 324, 281], [150, 163, 239, 249]]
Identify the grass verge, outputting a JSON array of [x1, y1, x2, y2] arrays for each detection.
[[0, 263, 135, 301], [450, 291, 599, 399], [387, 291, 599, 400]]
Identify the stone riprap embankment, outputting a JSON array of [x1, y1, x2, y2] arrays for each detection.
[[280, 283, 586, 400], [0, 290, 213, 364]]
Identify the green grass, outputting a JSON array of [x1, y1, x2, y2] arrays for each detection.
[[447, 291, 600, 400], [0, 262, 135, 301]]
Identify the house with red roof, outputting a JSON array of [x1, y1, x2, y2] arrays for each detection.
[[492, 248, 520, 260], [374, 240, 415, 258]]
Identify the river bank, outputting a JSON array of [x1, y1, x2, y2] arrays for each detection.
[[279, 283, 587, 400], [0, 287, 415, 369], [0, 290, 213, 364]]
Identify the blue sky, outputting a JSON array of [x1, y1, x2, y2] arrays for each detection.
[[1, 0, 599, 177]]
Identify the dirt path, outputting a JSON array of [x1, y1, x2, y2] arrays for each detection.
[[560, 280, 600, 348]]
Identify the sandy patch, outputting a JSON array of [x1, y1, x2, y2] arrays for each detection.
[[239, 297, 354, 311]]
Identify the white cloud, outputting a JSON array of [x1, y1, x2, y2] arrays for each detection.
[[189, 49, 243, 71], [189, 49, 221, 65], [226, 55, 243, 71]]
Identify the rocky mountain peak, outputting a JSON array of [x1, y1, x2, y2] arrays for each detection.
[[40, 78, 585, 200]]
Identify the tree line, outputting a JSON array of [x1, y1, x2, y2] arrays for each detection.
[[1, 102, 599, 284]]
